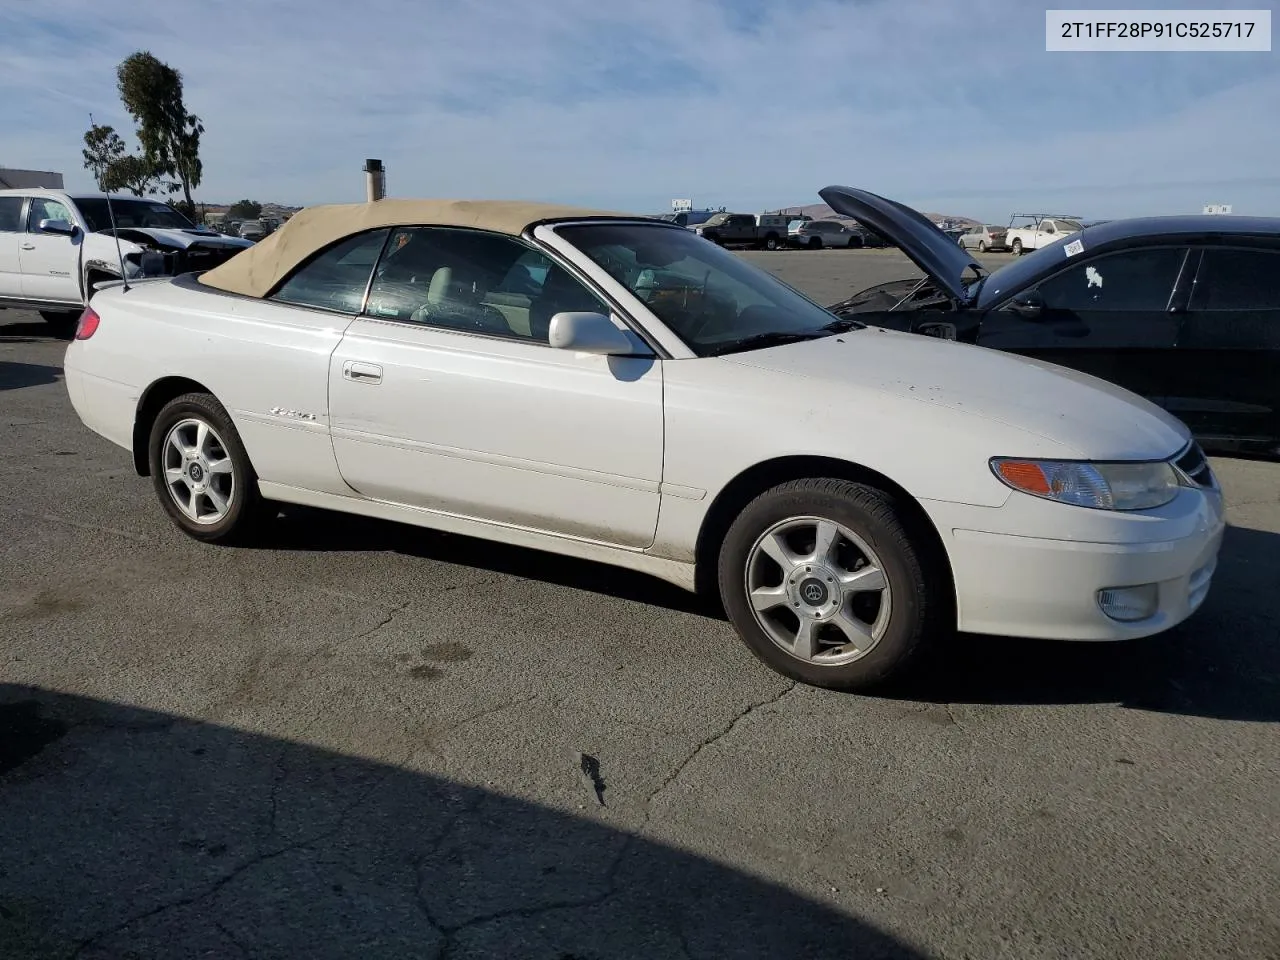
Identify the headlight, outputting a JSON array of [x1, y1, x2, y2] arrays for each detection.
[[990, 458, 1181, 511]]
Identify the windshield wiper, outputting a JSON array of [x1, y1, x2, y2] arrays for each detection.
[[819, 317, 865, 333], [707, 331, 825, 356]]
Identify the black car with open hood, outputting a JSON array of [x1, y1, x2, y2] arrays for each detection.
[[817, 185, 1280, 457]]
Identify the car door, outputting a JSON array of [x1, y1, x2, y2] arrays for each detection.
[[327, 225, 664, 549], [0, 196, 25, 299], [976, 245, 1190, 405], [1036, 219, 1061, 250], [1169, 245, 1280, 447], [18, 196, 82, 304]]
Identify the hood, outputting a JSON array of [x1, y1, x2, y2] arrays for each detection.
[[113, 227, 254, 251], [819, 185, 981, 303], [722, 328, 1190, 461]]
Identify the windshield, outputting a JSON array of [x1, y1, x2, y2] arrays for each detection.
[[556, 222, 848, 356], [74, 197, 194, 232]]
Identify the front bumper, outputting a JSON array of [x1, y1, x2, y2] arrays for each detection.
[[923, 482, 1226, 640]]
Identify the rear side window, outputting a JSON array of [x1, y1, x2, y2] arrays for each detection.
[[1190, 248, 1280, 311], [269, 228, 390, 313], [1035, 248, 1186, 313], [0, 197, 24, 232]]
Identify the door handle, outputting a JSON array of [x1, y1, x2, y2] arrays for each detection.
[[342, 360, 383, 384], [20, 242, 35, 250]]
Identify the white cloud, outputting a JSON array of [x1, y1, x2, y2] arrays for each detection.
[[0, 0, 1276, 220]]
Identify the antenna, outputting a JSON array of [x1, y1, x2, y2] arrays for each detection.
[[88, 112, 130, 293]]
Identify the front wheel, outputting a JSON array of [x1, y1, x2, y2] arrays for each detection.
[[1011, 238, 1023, 256], [808, 237, 822, 250], [717, 478, 945, 690], [148, 392, 266, 544]]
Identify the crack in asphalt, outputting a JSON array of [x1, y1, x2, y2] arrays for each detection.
[[646, 680, 797, 810], [415, 682, 799, 957], [71, 754, 408, 957], [214, 920, 254, 959]]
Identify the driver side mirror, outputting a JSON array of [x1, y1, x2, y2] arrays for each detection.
[[548, 312, 645, 356], [1007, 289, 1044, 320], [37, 218, 78, 237]]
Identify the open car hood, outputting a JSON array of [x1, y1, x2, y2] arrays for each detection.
[[109, 227, 254, 251], [819, 185, 982, 303]]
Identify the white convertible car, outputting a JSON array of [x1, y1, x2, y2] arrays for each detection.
[[62, 186, 1225, 690]]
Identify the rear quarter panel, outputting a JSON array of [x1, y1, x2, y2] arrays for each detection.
[[65, 278, 352, 495]]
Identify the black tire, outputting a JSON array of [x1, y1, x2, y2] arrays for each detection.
[[38, 311, 79, 339], [148, 392, 266, 544], [977, 240, 987, 253], [847, 236, 863, 249], [764, 234, 780, 251], [717, 478, 945, 691], [808, 237, 822, 250], [1011, 238, 1023, 256]]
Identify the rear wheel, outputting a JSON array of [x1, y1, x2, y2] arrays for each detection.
[[717, 478, 944, 690], [977, 240, 987, 253], [764, 234, 780, 251], [148, 392, 266, 544]]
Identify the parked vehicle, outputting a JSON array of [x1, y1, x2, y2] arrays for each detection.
[[959, 224, 1008, 252], [239, 220, 267, 241], [659, 210, 721, 228], [789, 219, 868, 249], [0, 189, 252, 334], [823, 185, 1280, 456], [63, 195, 1223, 691], [1005, 214, 1082, 255], [693, 212, 789, 250]]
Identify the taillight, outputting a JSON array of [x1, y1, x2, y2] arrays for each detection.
[[75, 306, 101, 340]]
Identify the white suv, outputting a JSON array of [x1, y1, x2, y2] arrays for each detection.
[[0, 189, 252, 335]]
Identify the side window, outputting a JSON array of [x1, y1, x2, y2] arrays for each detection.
[[1042, 221, 1057, 235], [1033, 248, 1186, 313], [269, 228, 390, 313], [364, 226, 607, 343], [1190, 249, 1280, 311], [27, 198, 73, 231], [0, 197, 24, 232]]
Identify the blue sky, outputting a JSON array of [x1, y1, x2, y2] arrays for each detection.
[[0, 0, 1276, 221]]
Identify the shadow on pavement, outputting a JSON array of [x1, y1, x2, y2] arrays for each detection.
[[0, 315, 68, 342], [0, 684, 922, 960], [249, 507, 1279, 721], [254, 505, 713, 617], [912, 524, 1280, 723], [0, 360, 63, 391]]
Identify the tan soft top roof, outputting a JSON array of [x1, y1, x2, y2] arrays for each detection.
[[198, 198, 634, 299]]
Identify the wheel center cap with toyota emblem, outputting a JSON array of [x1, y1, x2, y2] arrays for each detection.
[[799, 577, 829, 606]]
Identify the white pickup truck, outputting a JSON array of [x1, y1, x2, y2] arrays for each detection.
[[0, 189, 252, 335], [1004, 214, 1083, 256]]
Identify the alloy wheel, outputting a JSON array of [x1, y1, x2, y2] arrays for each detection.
[[161, 417, 236, 525], [744, 516, 892, 666]]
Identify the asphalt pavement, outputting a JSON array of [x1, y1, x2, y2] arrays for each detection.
[[2, 251, 1278, 959]]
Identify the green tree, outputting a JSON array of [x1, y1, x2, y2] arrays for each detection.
[[81, 123, 127, 190], [115, 51, 204, 211], [227, 199, 262, 221], [81, 122, 169, 197]]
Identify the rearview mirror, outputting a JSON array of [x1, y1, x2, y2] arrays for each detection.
[[1007, 290, 1044, 320], [548, 312, 641, 356], [37, 218, 77, 237]]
